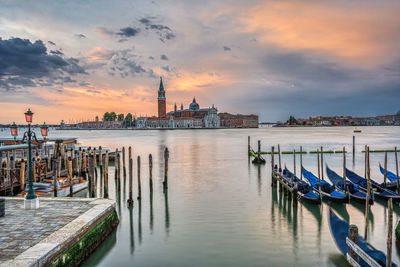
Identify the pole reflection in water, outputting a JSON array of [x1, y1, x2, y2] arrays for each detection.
[[129, 205, 135, 255], [257, 164, 262, 196], [164, 190, 170, 235], [150, 192, 154, 233], [138, 200, 142, 244]]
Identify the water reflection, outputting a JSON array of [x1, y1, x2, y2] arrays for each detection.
[[138, 200, 142, 244], [129, 205, 135, 255], [257, 164, 262, 196], [164, 190, 170, 235], [49, 127, 400, 266], [150, 192, 154, 233], [330, 203, 349, 222]]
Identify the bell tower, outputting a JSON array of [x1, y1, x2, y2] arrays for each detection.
[[158, 77, 166, 118]]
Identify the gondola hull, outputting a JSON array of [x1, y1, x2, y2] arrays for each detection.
[[315, 189, 349, 203], [298, 192, 321, 204], [328, 209, 397, 267]]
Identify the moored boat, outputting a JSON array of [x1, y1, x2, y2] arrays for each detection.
[[328, 208, 397, 267], [284, 168, 321, 204], [302, 168, 348, 203], [17, 177, 88, 197], [346, 168, 400, 202], [326, 166, 373, 205], [379, 164, 399, 185]]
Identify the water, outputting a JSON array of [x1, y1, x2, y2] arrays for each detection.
[[3, 126, 400, 266]]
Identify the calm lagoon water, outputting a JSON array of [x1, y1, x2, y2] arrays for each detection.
[[5, 126, 400, 266]]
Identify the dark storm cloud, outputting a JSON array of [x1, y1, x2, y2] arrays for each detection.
[[75, 33, 86, 39], [117, 27, 140, 37], [48, 40, 56, 46], [108, 50, 146, 78], [139, 16, 176, 42], [0, 37, 86, 91], [160, 54, 168, 60], [50, 50, 64, 56], [223, 46, 231, 51], [263, 50, 353, 83]]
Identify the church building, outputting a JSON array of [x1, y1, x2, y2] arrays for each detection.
[[135, 77, 221, 129]]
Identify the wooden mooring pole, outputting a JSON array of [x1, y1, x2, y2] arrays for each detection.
[[248, 136, 250, 156], [278, 144, 281, 172], [104, 151, 109, 198], [343, 146, 346, 192], [68, 156, 73, 197], [317, 149, 321, 200], [395, 147, 399, 190], [137, 156, 141, 200], [365, 146, 371, 239], [353, 135, 355, 156], [122, 146, 126, 184], [115, 148, 119, 192], [149, 154, 153, 193], [300, 146, 303, 180], [384, 151, 388, 188], [320, 146, 324, 180], [349, 224, 359, 263], [128, 156, 133, 206], [90, 155, 96, 197], [20, 159, 25, 192], [387, 198, 393, 267], [53, 158, 57, 197], [163, 147, 169, 190]]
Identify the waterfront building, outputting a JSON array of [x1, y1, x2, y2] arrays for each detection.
[[219, 113, 259, 128], [135, 77, 224, 129]]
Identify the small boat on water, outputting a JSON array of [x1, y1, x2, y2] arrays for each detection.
[[17, 177, 88, 197], [328, 208, 397, 267], [302, 168, 348, 203], [345, 168, 400, 202], [379, 164, 399, 184], [284, 168, 321, 204], [353, 127, 361, 133], [326, 166, 373, 205]]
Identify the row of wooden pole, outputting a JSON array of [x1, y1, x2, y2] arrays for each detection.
[[271, 142, 394, 267]]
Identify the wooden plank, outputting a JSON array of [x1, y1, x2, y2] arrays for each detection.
[[346, 253, 361, 267], [346, 237, 381, 267]]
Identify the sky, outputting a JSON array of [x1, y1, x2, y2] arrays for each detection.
[[0, 0, 399, 123]]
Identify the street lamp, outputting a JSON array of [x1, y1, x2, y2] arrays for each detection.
[[10, 122, 18, 141], [40, 122, 49, 156], [21, 108, 40, 209]]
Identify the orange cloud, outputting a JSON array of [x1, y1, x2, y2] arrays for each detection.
[[85, 47, 114, 62], [239, 1, 400, 64]]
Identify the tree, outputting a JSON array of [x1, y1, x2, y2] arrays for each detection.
[[110, 112, 117, 121], [124, 113, 133, 127], [287, 116, 297, 125], [103, 112, 110, 121], [117, 113, 124, 121]]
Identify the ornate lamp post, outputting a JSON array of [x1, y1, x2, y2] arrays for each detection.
[[40, 122, 49, 156], [22, 109, 40, 209], [10, 122, 18, 141]]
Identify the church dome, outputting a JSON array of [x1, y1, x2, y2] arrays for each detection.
[[189, 97, 199, 110]]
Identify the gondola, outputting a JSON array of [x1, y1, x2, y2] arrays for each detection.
[[326, 166, 373, 205], [379, 164, 399, 186], [302, 168, 348, 203], [328, 208, 397, 267], [283, 168, 321, 204], [346, 168, 400, 202]]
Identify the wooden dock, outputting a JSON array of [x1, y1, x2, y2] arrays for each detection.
[[0, 197, 118, 266]]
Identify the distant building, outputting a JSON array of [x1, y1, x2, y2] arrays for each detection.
[[219, 113, 259, 128], [134, 77, 257, 129]]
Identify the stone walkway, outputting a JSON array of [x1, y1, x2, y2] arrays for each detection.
[[0, 198, 95, 262]]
